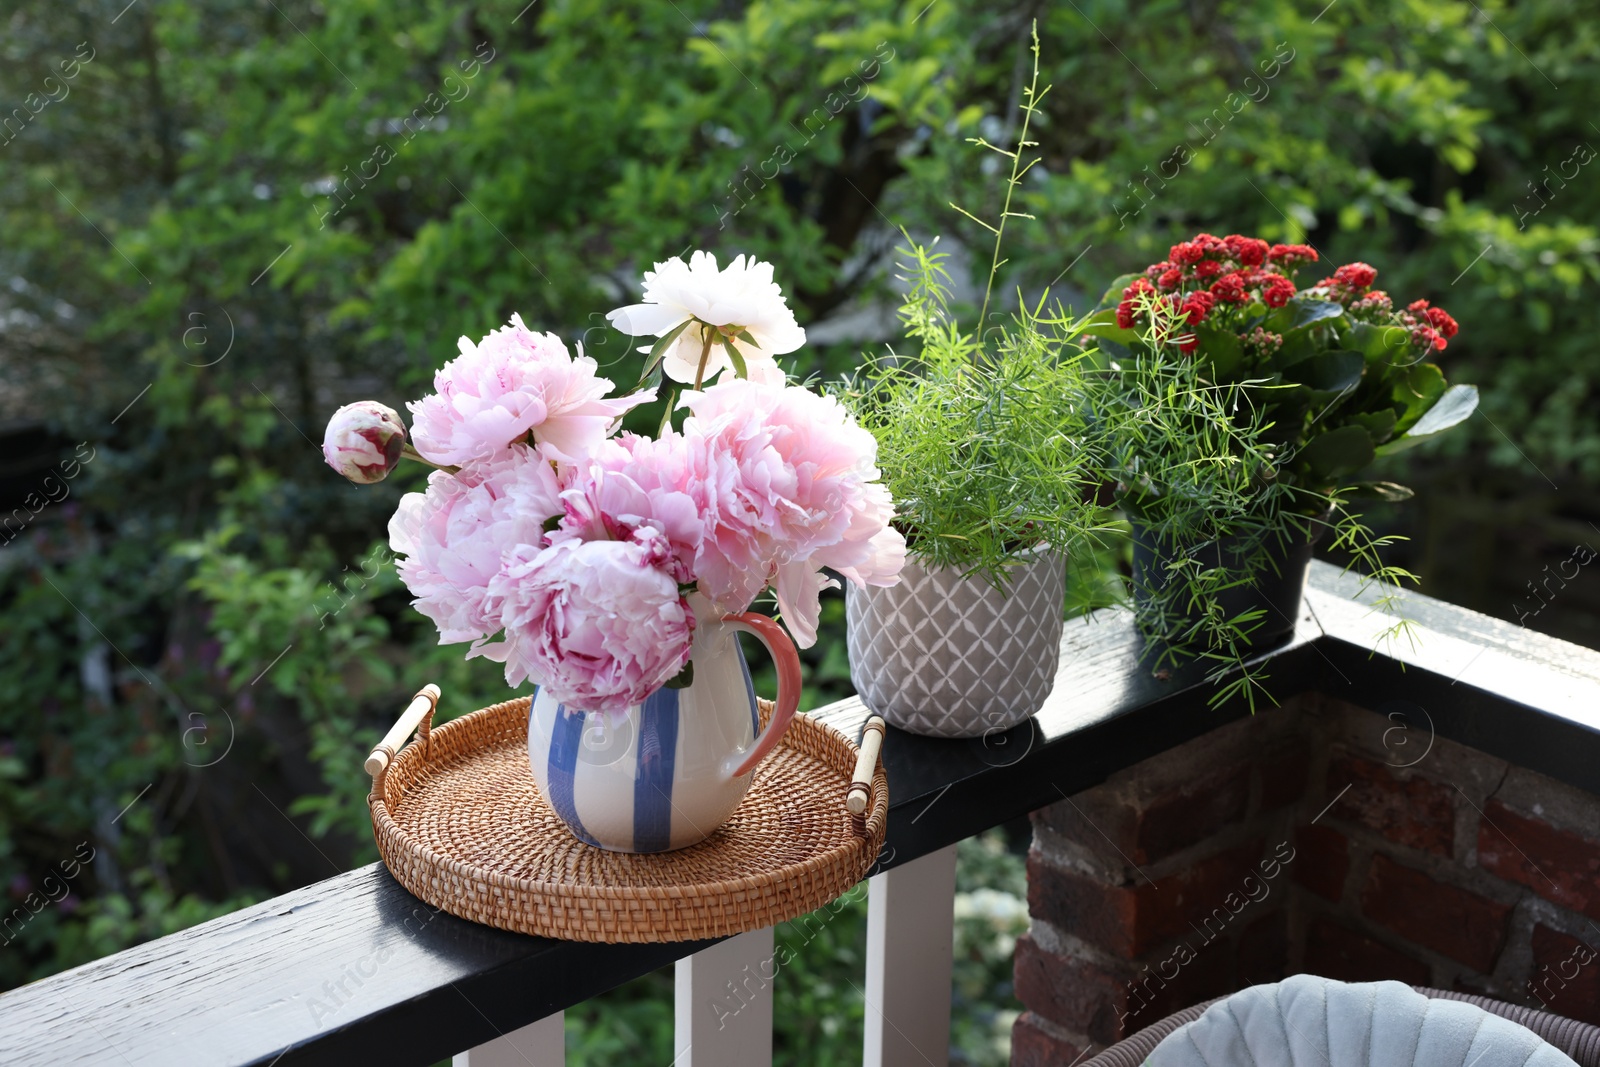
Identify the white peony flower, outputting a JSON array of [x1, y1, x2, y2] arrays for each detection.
[[606, 251, 806, 387]]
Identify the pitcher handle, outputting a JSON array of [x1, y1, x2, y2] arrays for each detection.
[[722, 612, 802, 780]]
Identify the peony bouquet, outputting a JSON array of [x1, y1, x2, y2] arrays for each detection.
[[323, 252, 904, 716]]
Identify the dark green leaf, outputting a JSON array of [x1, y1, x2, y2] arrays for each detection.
[[1194, 323, 1244, 377], [1296, 424, 1377, 479], [1350, 408, 1399, 444], [1264, 298, 1343, 336], [1092, 337, 1132, 362], [1291, 350, 1365, 394], [663, 661, 695, 689], [1273, 328, 1322, 368], [1290, 300, 1345, 331]]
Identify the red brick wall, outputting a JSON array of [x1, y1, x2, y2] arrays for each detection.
[[1012, 693, 1600, 1065]]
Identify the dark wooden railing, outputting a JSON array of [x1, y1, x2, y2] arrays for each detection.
[[2, 562, 1597, 1066]]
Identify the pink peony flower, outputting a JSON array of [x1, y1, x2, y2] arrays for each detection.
[[388, 444, 563, 647], [482, 531, 695, 714], [322, 401, 406, 484], [549, 432, 704, 584], [409, 313, 654, 467], [679, 380, 905, 645]]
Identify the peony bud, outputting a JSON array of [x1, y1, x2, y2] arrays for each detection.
[[323, 401, 406, 484]]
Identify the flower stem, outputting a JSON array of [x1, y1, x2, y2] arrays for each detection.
[[401, 443, 460, 474], [692, 325, 714, 390]]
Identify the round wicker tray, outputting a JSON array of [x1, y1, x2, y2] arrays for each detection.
[[367, 690, 889, 943]]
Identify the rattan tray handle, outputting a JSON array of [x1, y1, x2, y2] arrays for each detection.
[[366, 684, 440, 791], [846, 715, 886, 815]]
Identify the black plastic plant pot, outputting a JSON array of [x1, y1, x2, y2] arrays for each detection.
[[1129, 516, 1327, 650]]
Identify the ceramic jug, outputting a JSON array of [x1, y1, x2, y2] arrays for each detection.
[[528, 608, 801, 852]]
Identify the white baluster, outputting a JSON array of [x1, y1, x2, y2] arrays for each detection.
[[674, 926, 776, 1067], [864, 844, 957, 1067], [452, 1011, 565, 1067]]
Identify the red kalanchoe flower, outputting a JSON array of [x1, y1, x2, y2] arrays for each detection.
[[1181, 291, 1216, 325], [1195, 260, 1224, 279], [1158, 268, 1183, 290], [1144, 260, 1176, 280], [1383, 299, 1459, 352], [1123, 276, 1155, 300], [1177, 332, 1199, 355], [1115, 300, 1137, 330], [1170, 241, 1204, 266], [1425, 305, 1459, 339], [1411, 326, 1445, 351], [1209, 272, 1248, 304], [1193, 233, 1227, 256], [1224, 234, 1270, 267], [1332, 262, 1378, 290], [1268, 243, 1319, 269], [1262, 274, 1296, 308]]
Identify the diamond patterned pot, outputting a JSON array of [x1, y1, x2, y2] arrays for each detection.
[[845, 551, 1065, 738]]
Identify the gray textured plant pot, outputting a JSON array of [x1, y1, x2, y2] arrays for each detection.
[[845, 551, 1066, 739]]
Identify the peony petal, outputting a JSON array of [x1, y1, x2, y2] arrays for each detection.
[[606, 303, 690, 338], [663, 330, 730, 385], [771, 560, 837, 648]]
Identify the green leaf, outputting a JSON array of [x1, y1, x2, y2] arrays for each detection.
[[1097, 273, 1139, 310], [1291, 349, 1365, 394], [1350, 408, 1399, 444], [1265, 298, 1343, 335], [1343, 481, 1416, 502], [663, 661, 695, 689], [1296, 424, 1377, 479], [1344, 321, 1410, 363], [721, 338, 750, 379], [658, 387, 678, 437], [1378, 384, 1479, 454], [1273, 328, 1323, 368], [1194, 323, 1243, 377], [1291, 300, 1345, 330], [640, 318, 693, 382], [1392, 362, 1447, 433], [1405, 382, 1479, 437], [1091, 337, 1132, 363], [633, 361, 664, 400]]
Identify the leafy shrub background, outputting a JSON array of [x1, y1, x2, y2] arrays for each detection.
[[1, 0, 1597, 1060]]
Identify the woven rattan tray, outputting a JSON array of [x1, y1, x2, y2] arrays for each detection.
[[366, 688, 888, 943]]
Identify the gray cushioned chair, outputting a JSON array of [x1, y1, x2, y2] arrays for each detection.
[[1079, 980, 1600, 1067]]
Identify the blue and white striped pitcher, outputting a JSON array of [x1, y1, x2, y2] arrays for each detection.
[[527, 609, 801, 853]]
